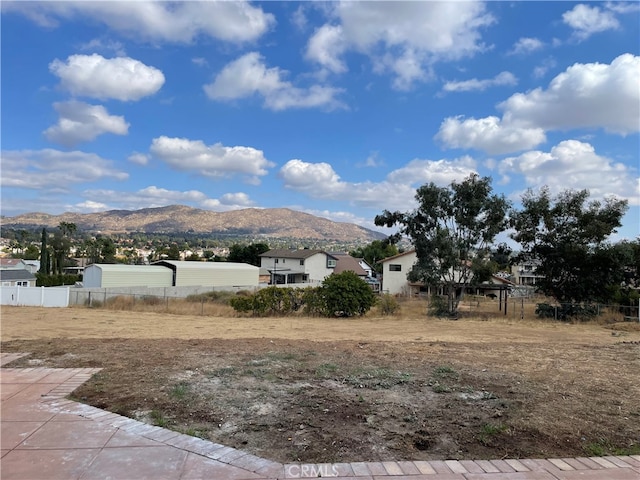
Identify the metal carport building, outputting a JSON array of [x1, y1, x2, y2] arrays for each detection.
[[82, 264, 173, 288], [152, 261, 259, 288]]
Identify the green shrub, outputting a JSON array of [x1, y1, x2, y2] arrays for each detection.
[[229, 272, 376, 318], [36, 273, 80, 287], [301, 287, 325, 316], [429, 295, 449, 317], [229, 287, 302, 316], [229, 295, 255, 313], [319, 271, 376, 317]]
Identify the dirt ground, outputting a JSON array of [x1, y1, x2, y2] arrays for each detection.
[[2, 303, 639, 463]]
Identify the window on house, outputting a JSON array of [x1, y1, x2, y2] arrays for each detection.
[[16, 281, 28, 287], [389, 264, 402, 272], [300, 260, 304, 266], [275, 259, 279, 263], [327, 258, 337, 268]]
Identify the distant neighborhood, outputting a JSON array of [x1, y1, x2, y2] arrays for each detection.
[[1, 231, 540, 298]]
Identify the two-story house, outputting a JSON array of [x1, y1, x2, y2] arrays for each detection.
[[512, 262, 543, 286], [380, 250, 515, 297], [259, 249, 338, 286]]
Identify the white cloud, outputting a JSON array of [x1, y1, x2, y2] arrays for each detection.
[[82, 186, 253, 212], [72, 200, 110, 212], [533, 57, 557, 79], [442, 71, 517, 93], [191, 57, 208, 67], [279, 156, 478, 211], [604, 2, 640, 14], [49, 54, 165, 101], [562, 4, 619, 40], [438, 54, 640, 155], [436, 116, 546, 155], [305, 1, 494, 90], [44, 101, 129, 147], [150, 135, 275, 183], [127, 153, 150, 165], [305, 24, 347, 75], [358, 152, 384, 168], [386, 157, 478, 186], [509, 37, 544, 55], [0, 149, 128, 190], [500, 54, 640, 135], [79, 38, 126, 56], [4, 1, 274, 44], [219, 192, 254, 206], [499, 140, 639, 205], [291, 5, 308, 31], [204, 52, 344, 111]]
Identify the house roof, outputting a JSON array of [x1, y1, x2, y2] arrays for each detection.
[[0, 258, 27, 268], [259, 249, 336, 260], [0, 269, 36, 281], [379, 249, 416, 263], [87, 264, 172, 273], [332, 254, 368, 276], [152, 260, 258, 271]]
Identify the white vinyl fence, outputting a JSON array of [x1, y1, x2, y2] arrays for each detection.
[[1, 286, 70, 307]]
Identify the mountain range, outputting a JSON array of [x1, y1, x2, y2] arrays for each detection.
[[2, 205, 386, 242]]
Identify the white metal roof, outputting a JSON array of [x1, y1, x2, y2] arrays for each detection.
[[86, 264, 171, 272], [153, 261, 258, 271]]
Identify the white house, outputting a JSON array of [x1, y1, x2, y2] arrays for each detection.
[[380, 250, 419, 295], [259, 249, 338, 285], [380, 250, 514, 297], [0, 269, 36, 287], [512, 262, 543, 286]]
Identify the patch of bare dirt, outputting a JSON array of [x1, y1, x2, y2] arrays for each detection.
[[2, 305, 639, 462]]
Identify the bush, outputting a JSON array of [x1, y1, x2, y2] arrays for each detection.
[[377, 293, 400, 316], [253, 286, 295, 315], [229, 287, 303, 316], [36, 273, 80, 287], [535, 302, 599, 321], [229, 295, 255, 313], [319, 271, 376, 317], [228, 273, 376, 318], [428, 295, 449, 317]]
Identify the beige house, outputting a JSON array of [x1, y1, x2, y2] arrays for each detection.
[[0, 269, 36, 287]]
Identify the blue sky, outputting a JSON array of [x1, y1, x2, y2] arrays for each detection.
[[1, 1, 639, 241]]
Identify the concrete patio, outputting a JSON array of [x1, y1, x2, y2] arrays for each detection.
[[1, 352, 639, 479]]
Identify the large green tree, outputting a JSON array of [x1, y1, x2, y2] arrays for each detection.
[[510, 188, 628, 304], [227, 243, 270, 266], [375, 174, 511, 317], [85, 236, 117, 264]]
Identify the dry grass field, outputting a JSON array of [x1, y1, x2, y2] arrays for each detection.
[[2, 299, 639, 463]]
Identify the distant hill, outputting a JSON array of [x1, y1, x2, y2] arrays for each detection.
[[2, 205, 386, 242]]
